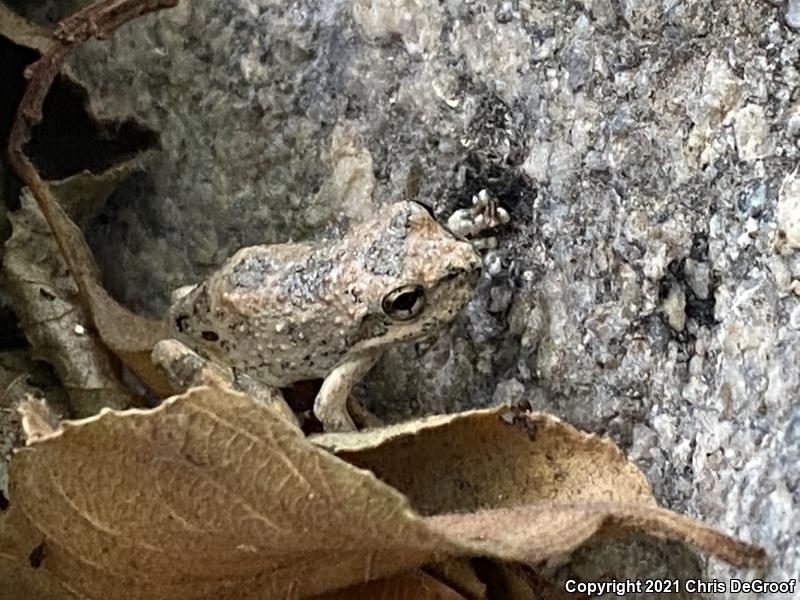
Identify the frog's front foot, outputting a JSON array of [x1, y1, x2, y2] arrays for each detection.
[[314, 350, 381, 432], [153, 339, 298, 425], [152, 338, 233, 392], [446, 189, 510, 249], [314, 401, 357, 432]]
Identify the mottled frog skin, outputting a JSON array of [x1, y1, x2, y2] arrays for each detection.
[[167, 201, 482, 430]]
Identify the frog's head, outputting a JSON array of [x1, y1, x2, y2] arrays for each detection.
[[350, 201, 482, 350]]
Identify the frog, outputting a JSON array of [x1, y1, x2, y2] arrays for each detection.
[[156, 200, 485, 432]]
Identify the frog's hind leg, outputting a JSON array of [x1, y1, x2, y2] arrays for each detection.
[[314, 349, 382, 432]]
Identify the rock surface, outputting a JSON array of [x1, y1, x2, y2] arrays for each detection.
[[13, 0, 799, 593]]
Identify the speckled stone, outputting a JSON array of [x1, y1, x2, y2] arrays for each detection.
[[13, 0, 799, 591]]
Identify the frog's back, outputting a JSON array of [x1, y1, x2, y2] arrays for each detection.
[[167, 239, 367, 385]]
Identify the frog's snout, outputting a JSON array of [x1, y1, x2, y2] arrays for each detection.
[[442, 249, 482, 289]]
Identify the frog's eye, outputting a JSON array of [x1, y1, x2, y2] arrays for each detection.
[[382, 284, 426, 321]]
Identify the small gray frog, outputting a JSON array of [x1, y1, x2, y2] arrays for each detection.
[[161, 201, 483, 432]]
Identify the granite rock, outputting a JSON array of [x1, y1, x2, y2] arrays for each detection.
[[11, 0, 799, 593]]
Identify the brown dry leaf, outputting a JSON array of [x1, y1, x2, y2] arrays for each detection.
[[2, 194, 135, 416], [0, 545, 79, 600], [0, 557, 55, 600], [424, 503, 765, 569], [1, 3, 171, 396], [55, 198, 171, 394], [311, 407, 653, 514], [85, 278, 173, 396], [0, 351, 68, 409], [424, 559, 487, 600], [1, 387, 764, 600], [312, 408, 765, 569], [0, 3, 51, 51], [48, 157, 149, 226], [0, 351, 69, 497], [2, 7, 169, 401], [2, 385, 448, 600], [0, 489, 92, 600], [16, 395, 62, 444], [311, 570, 468, 600], [21, 175, 173, 396]]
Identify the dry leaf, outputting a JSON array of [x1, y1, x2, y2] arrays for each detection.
[[311, 570, 468, 600], [2, 12, 163, 407], [424, 503, 764, 569], [1, 387, 764, 600], [48, 193, 171, 394], [0, 551, 76, 600], [2, 193, 135, 416], [0, 4, 51, 52], [14, 174, 172, 396], [313, 408, 765, 569], [424, 559, 487, 600], [48, 157, 148, 226], [311, 407, 653, 514], [0, 351, 69, 499], [0, 351, 67, 409], [2, 3, 170, 397], [2, 385, 447, 599], [85, 279, 172, 396], [16, 395, 62, 444]]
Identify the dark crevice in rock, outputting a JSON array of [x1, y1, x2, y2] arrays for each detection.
[[0, 300, 26, 351], [0, 35, 158, 181]]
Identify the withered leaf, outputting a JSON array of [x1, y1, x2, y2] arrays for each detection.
[[0, 351, 69, 499], [310, 570, 468, 600], [3, 385, 446, 599], [0, 4, 51, 52], [424, 503, 765, 570], [1, 387, 765, 600], [2, 194, 135, 416], [0, 549, 76, 600], [312, 408, 765, 569], [311, 407, 653, 514], [48, 157, 149, 226], [15, 177, 172, 396], [424, 559, 487, 600], [0, 351, 68, 410], [1, 6, 170, 396]]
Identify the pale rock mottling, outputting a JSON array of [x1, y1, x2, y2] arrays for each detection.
[[778, 167, 800, 250], [12, 0, 798, 592], [352, 0, 442, 56], [307, 122, 375, 227], [685, 56, 742, 169], [787, 0, 800, 30], [733, 103, 772, 161], [787, 104, 800, 137], [449, 14, 532, 104], [662, 285, 687, 332]]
